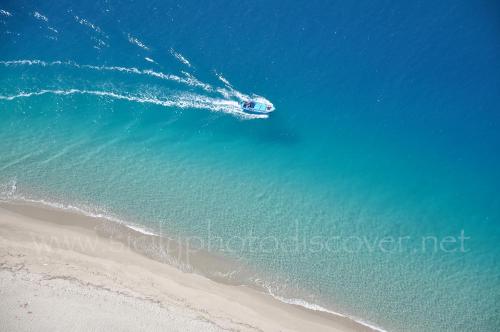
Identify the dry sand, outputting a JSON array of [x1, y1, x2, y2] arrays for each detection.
[[0, 202, 372, 332]]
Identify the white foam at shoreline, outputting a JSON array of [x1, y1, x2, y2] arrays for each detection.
[[0, 179, 383, 331], [0, 181, 158, 237], [266, 290, 387, 332], [125, 224, 158, 236], [1, 193, 386, 332]]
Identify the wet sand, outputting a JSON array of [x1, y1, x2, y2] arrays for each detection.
[[0, 202, 372, 332]]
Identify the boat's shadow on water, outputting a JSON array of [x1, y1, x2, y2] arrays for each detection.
[[148, 107, 302, 147]]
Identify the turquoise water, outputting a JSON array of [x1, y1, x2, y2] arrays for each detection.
[[1, 1, 500, 331]]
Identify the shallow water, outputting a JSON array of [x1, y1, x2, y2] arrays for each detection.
[[1, 1, 499, 331]]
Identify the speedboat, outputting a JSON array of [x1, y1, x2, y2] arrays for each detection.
[[241, 100, 273, 114]]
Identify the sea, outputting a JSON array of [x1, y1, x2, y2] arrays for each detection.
[[1, 1, 499, 331]]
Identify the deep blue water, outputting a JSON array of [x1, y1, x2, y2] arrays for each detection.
[[1, 1, 499, 331]]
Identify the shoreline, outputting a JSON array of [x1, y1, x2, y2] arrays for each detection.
[[0, 200, 382, 331]]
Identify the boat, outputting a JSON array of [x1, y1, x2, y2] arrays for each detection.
[[241, 100, 273, 114]]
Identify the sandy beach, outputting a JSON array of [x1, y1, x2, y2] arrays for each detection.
[[0, 202, 371, 332]]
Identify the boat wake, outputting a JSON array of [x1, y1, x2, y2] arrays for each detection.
[[0, 88, 267, 120], [0, 60, 211, 91], [0, 59, 274, 119], [1, 7, 274, 119], [215, 72, 275, 112]]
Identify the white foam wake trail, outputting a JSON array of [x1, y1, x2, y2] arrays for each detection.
[[0, 89, 267, 119], [71, 16, 108, 48], [181, 71, 212, 91], [0, 60, 211, 91], [0, 9, 12, 17], [0, 59, 51, 66], [31, 11, 58, 36], [170, 48, 192, 68], [74, 15, 105, 36], [216, 72, 275, 112], [216, 73, 232, 87], [0, 59, 275, 114], [128, 34, 150, 51], [33, 11, 48, 22]]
